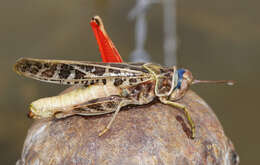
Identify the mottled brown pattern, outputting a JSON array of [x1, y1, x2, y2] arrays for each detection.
[[70, 96, 121, 115], [87, 104, 105, 111], [84, 80, 89, 87], [75, 70, 85, 79], [14, 58, 151, 87], [128, 83, 144, 101], [129, 78, 137, 83], [29, 67, 39, 74], [159, 67, 174, 74], [84, 65, 94, 72], [102, 79, 106, 85], [143, 82, 153, 97], [33, 61, 42, 70], [83, 79, 101, 87], [43, 63, 50, 68], [59, 64, 73, 79], [92, 66, 106, 76], [105, 101, 117, 109], [19, 61, 42, 75], [41, 64, 57, 78], [19, 63, 28, 72], [156, 72, 174, 95], [90, 80, 95, 85], [109, 68, 121, 74], [114, 78, 124, 86]]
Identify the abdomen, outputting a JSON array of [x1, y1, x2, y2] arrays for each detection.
[[30, 81, 121, 118]]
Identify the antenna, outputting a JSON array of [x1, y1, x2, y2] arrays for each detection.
[[192, 80, 235, 86]]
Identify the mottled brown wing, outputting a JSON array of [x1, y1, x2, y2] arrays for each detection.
[[14, 58, 150, 85]]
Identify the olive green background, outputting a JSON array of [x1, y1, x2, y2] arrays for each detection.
[[0, 0, 259, 164]]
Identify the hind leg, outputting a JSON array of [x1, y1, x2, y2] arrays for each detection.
[[54, 96, 132, 136], [98, 100, 129, 136]]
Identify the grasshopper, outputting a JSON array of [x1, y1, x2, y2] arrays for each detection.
[[14, 58, 234, 138]]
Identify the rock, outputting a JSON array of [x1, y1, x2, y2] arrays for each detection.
[[16, 90, 239, 165]]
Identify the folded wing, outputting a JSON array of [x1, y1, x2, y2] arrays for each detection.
[[14, 58, 149, 85]]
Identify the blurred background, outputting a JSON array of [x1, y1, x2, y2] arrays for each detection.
[[0, 0, 259, 164]]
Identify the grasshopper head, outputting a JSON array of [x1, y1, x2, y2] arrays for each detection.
[[169, 68, 235, 101], [169, 69, 194, 101], [176, 69, 194, 91], [178, 69, 194, 88]]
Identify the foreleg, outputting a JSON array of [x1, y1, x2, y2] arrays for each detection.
[[159, 98, 195, 139]]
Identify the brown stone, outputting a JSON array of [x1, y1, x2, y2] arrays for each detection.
[[16, 90, 239, 165]]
